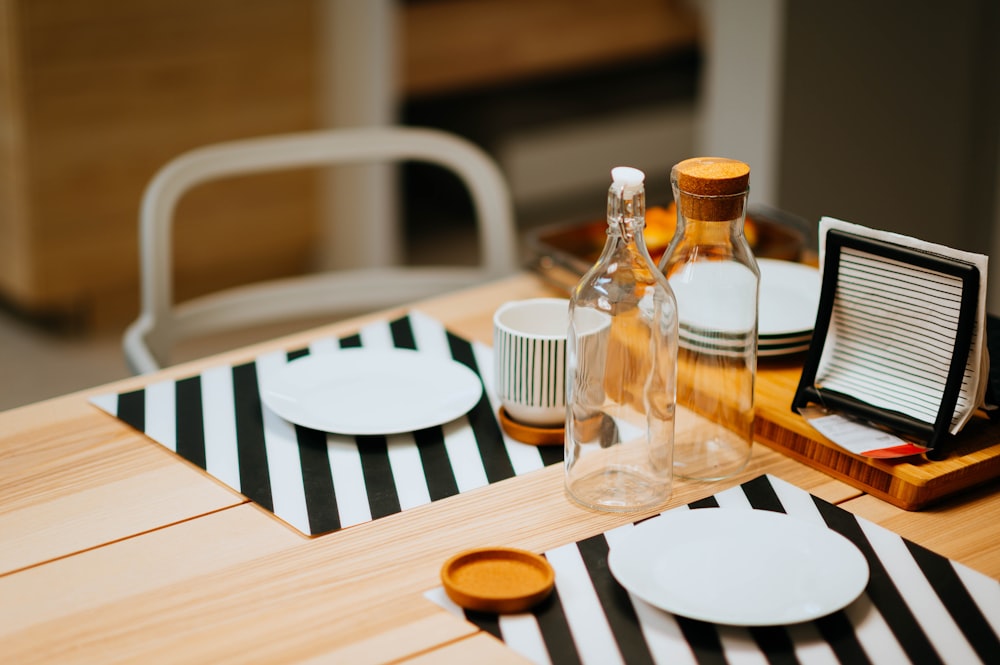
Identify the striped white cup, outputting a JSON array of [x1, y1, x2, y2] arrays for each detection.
[[493, 298, 570, 426]]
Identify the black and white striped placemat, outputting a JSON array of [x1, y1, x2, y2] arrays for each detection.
[[427, 474, 1000, 665], [90, 311, 563, 536]]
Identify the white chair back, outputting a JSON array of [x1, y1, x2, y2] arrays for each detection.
[[124, 126, 517, 373]]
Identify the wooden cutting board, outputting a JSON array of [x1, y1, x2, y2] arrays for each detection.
[[754, 354, 1000, 510]]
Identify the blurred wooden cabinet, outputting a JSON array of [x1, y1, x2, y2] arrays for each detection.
[[401, 0, 699, 97], [0, 0, 698, 329], [0, 0, 323, 327]]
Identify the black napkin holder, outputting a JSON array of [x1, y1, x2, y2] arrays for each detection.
[[792, 229, 981, 458]]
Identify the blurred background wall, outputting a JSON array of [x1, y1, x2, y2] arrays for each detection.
[[0, 0, 998, 406], [0, 0, 702, 334]]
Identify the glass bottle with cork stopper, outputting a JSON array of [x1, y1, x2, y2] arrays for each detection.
[[659, 157, 757, 480], [565, 166, 678, 512]]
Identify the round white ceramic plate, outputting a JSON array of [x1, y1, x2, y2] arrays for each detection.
[[759, 259, 821, 337], [608, 508, 869, 626], [671, 262, 758, 334], [260, 349, 483, 435]]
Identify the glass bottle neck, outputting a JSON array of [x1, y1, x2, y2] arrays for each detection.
[[607, 216, 645, 243], [677, 216, 747, 246], [598, 178, 662, 282], [663, 207, 755, 272], [605, 205, 655, 266], [607, 178, 645, 240]]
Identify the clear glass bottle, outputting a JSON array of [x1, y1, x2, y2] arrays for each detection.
[[659, 157, 757, 480], [565, 166, 678, 512]]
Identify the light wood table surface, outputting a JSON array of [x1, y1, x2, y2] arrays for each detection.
[[2, 273, 998, 664]]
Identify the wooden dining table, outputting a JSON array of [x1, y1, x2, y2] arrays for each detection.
[[2, 272, 998, 664]]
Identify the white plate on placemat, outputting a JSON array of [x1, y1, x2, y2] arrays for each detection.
[[260, 349, 483, 435], [608, 508, 869, 626]]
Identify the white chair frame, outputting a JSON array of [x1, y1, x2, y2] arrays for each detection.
[[123, 126, 517, 374]]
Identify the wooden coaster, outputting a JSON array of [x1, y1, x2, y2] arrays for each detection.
[[498, 407, 564, 446], [441, 547, 555, 614]]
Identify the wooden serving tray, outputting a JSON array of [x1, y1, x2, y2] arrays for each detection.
[[754, 355, 1000, 510]]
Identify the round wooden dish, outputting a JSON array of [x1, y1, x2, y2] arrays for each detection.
[[498, 407, 564, 446], [441, 547, 555, 614]]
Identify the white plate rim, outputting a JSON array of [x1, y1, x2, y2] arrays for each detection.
[[678, 336, 810, 357], [679, 330, 812, 346], [259, 348, 483, 435], [759, 344, 810, 357], [758, 258, 821, 337], [608, 508, 869, 626], [759, 331, 814, 343], [759, 336, 812, 347], [678, 326, 812, 345]]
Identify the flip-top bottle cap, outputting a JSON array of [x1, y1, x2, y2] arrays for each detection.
[[612, 166, 645, 186]]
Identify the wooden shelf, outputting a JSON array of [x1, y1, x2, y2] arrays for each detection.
[[402, 0, 700, 96]]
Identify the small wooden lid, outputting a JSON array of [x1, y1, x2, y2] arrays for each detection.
[[441, 547, 555, 614], [672, 157, 750, 221]]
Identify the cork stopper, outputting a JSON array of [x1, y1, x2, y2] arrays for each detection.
[[671, 157, 750, 221]]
